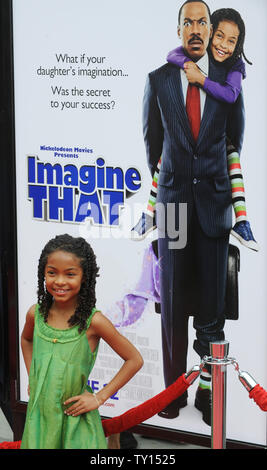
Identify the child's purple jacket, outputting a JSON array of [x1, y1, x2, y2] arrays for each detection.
[[167, 46, 246, 104]]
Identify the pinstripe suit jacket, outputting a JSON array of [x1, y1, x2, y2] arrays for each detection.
[[143, 59, 245, 238]]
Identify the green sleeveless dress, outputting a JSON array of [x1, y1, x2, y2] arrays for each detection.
[[21, 305, 107, 449]]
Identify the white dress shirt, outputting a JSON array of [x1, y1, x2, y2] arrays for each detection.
[[180, 52, 209, 119]]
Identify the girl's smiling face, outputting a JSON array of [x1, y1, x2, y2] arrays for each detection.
[[45, 250, 83, 305], [211, 20, 240, 62]]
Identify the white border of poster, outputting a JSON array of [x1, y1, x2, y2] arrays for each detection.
[[13, 0, 267, 446]]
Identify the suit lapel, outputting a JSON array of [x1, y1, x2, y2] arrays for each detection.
[[167, 67, 195, 147], [197, 60, 227, 146], [197, 94, 215, 146]]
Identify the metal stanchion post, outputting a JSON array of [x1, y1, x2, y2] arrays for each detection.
[[208, 341, 230, 449], [185, 365, 202, 385]]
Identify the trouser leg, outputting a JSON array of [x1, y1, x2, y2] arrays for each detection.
[[158, 226, 194, 393], [192, 212, 228, 359]]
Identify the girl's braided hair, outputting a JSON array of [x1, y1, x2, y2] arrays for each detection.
[[210, 8, 252, 68], [37, 234, 99, 333]]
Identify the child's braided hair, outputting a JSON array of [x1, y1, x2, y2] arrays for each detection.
[[37, 234, 99, 333]]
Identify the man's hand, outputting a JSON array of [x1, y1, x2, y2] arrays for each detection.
[[184, 61, 206, 87]]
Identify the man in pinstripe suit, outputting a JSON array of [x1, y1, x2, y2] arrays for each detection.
[[143, 0, 245, 421]]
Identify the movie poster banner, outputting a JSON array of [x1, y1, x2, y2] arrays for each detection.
[[13, 0, 267, 446]]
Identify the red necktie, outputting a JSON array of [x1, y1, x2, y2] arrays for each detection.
[[186, 84, 201, 141]]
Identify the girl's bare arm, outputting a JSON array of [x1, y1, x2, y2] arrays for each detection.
[[21, 305, 35, 375], [64, 312, 143, 416]]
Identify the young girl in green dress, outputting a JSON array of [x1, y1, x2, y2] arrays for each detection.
[[20, 234, 143, 449]]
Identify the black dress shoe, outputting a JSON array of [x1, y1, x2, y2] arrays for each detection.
[[194, 387, 211, 426], [120, 432, 138, 449], [158, 399, 187, 419]]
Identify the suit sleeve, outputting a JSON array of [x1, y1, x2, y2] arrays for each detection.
[[142, 74, 164, 176], [226, 89, 245, 155]]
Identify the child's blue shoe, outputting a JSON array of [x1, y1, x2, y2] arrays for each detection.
[[131, 212, 156, 240], [231, 221, 259, 252]]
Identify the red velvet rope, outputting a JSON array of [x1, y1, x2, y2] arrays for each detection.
[[249, 384, 267, 411], [0, 373, 190, 448], [102, 373, 189, 436], [0, 440, 21, 449]]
